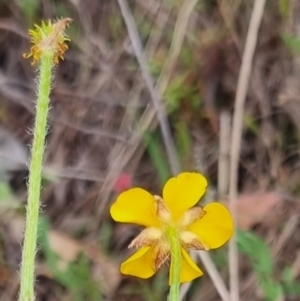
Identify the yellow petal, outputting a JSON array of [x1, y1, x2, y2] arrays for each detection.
[[110, 188, 159, 227], [189, 202, 233, 249], [121, 246, 156, 279], [163, 173, 207, 220], [169, 249, 203, 284]]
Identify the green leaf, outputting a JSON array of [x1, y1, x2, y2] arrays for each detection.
[[244, 114, 260, 135], [17, 0, 39, 24], [164, 75, 187, 112], [259, 277, 283, 301], [175, 122, 192, 167], [237, 230, 274, 274], [237, 230, 283, 300], [144, 132, 171, 184], [282, 266, 300, 296], [282, 34, 300, 54], [279, 0, 290, 18]]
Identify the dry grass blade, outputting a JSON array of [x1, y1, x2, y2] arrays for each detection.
[[157, 0, 199, 95], [218, 111, 231, 197], [228, 0, 267, 300], [217, 0, 242, 53], [117, 0, 179, 175], [198, 252, 230, 301]]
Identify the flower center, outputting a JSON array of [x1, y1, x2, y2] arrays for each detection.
[[128, 195, 209, 271]]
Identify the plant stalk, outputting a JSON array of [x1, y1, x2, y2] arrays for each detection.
[[168, 227, 182, 301], [19, 53, 54, 301]]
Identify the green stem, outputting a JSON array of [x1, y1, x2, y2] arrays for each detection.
[[167, 227, 181, 301], [19, 53, 54, 301]]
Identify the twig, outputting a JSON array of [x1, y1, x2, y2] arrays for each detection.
[[218, 111, 231, 197], [198, 252, 230, 301], [228, 1, 266, 300], [117, 0, 179, 175]]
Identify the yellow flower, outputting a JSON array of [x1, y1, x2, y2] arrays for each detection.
[[23, 18, 72, 65], [110, 172, 233, 283]]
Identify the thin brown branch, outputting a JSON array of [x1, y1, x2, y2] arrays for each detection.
[[228, 1, 266, 300]]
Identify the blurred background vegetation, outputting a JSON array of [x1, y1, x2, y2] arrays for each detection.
[[0, 0, 300, 300]]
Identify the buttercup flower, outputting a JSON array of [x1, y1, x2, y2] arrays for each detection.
[[110, 172, 233, 283]]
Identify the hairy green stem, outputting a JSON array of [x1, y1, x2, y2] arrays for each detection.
[[19, 53, 54, 301], [167, 227, 181, 301]]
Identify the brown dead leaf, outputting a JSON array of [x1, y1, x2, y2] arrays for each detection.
[[48, 230, 82, 262], [222, 191, 284, 230], [48, 230, 121, 297]]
